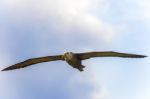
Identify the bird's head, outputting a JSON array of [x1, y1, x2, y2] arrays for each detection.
[[63, 52, 73, 60]]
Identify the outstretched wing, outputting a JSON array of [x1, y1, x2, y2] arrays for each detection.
[[2, 55, 63, 71], [76, 51, 147, 60]]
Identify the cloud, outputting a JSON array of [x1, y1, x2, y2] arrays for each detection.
[[0, 0, 124, 43], [42, 0, 123, 42]]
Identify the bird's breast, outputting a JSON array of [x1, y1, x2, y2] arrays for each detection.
[[65, 54, 81, 66]]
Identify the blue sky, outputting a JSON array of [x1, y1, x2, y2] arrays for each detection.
[[0, 0, 149, 99]]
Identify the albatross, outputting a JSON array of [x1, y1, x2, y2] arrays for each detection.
[[2, 51, 147, 72]]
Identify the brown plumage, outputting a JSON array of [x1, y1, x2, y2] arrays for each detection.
[[2, 51, 147, 72]]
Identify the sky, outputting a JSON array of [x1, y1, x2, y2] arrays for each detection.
[[0, 0, 149, 99]]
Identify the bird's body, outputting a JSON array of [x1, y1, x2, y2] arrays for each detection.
[[63, 52, 85, 71], [2, 51, 147, 72]]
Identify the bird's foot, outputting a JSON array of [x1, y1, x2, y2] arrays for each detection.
[[78, 68, 84, 72], [81, 65, 85, 68], [78, 65, 85, 72]]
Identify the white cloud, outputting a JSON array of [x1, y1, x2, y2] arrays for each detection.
[[0, 0, 124, 43], [44, 0, 122, 42], [67, 70, 109, 99]]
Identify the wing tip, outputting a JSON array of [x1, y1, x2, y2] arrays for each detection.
[[1, 69, 7, 71], [1, 67, 13, 71], [1, 66, 18, 71], [135, 55, 147, 58]]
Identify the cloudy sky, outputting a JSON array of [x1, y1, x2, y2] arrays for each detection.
[[0, 0, 149, 99]]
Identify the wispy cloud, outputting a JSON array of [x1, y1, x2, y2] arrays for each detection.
[[0, 0, 125, 43]]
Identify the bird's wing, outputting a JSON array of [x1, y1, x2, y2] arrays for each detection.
[[2, 55, 63, 71], [76, 51, 147, 60]]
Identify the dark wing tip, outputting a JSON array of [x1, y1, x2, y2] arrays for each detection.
[[1, 68, 9, 71], [1, 66, 17, 71], [1, 64, 23, 71], [2, 68, 11, 71], [143, 55, 147, 58], [134, 55, 147, 58]]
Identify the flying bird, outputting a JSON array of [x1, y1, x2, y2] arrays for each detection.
[[2, 51, 147, 72]]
